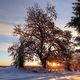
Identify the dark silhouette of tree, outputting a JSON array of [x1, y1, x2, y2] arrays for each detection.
[[48, 30, 74, 71], [67, 0, 80, 32], [25, 4, 64, 68], [8, 3, 74, 69], [8, 25, 35, 68], [71, 50, 80, 71], [25, 4, 74, 69], [67, 0, 80, 48], [60, 31, 74, 71], [67, 0, 80, 70]]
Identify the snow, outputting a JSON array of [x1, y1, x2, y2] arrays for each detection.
[[0, 66, 80, 80]]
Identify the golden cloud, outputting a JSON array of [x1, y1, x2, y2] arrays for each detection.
[[0, 23, 14, 36]]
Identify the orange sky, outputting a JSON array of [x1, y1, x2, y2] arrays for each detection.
[[0, 58, 40, 66]]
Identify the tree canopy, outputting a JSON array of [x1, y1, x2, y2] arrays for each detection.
[[8, 4, 74, 70]]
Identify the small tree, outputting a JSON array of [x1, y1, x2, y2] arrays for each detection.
[[71, 50, 80, 71], [61, 30, 74, 71], [48, 30, 74, 71], [8, 25, 35, 68]]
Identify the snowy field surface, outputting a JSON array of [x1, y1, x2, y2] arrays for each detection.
[[0, 66, 80, 80]]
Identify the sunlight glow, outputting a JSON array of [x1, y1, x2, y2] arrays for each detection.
[[0, 59, 12, 66], [52, 62, 60, 67], [48, 62, 61, 67], [25, 61, 40, 66]]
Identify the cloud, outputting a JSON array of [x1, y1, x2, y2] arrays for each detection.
[[55, 20, 78, 37], [0, 42, 12, 51], [0, 23, 14, 36], [0, 0, 26, 24], [0, 23, 18, 52], [0, 42, 13, 66]]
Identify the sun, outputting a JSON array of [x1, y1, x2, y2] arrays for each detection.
[[52, 62, 58, 67], [47, 61, 63, 71], [48, 61, 61, 68]]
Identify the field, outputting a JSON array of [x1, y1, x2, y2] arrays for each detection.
[[0, 66, 80, 80]]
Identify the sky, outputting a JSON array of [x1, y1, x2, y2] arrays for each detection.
[[0, 0, 76, 66]]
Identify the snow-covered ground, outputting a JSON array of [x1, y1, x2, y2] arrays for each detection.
[[0, 66, 80, 80]]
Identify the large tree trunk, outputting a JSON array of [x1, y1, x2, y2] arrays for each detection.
[[39, 56, 47, 69], [16, 43, 25, 68], [38, 52, 47, 69], [66, 63, 72, 71], [18, 55, 24, 68], [42, 59, 47, 69]]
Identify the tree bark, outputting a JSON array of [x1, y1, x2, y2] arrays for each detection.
[[66, 64, 72, 71], [41, 58, 47, 69], [17, 42, 25, 68]]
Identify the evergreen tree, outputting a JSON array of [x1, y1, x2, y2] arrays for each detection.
[[67, 0, 80, 46], [68, 0, 80, 32], [67, 0, 80, 70]]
